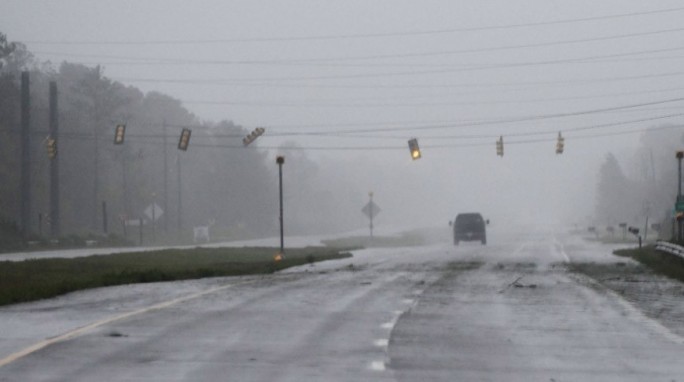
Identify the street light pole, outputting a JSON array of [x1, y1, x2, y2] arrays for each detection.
[[277, 156, 285, 255], [369, 192, 374, 240], [49, 81, 60, 237], [676, 151, 683, 241], [678, 152, 683, 198]]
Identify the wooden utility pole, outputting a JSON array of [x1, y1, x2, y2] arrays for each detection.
[[163, 121, 169, 233], [20, 71, 31, 237], [49, 81, 60, 237]]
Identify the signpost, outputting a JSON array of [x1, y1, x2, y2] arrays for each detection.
[[144, 203, 164, 222], [362, 192, 381, 239], [144, 202, 163, 244], [619, 222, 627, 240]]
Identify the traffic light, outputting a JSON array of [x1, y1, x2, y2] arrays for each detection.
[[243, 127, 265, 146], [408, 138, 421, 160], [556, 132, 564, 154], [114, 124, 126, 145], [46, 138, 57, 159], [496, 136, 503, 157], [178, 128, 191, 151]]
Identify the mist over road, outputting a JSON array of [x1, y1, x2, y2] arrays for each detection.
[[1, 229, 682, 381]]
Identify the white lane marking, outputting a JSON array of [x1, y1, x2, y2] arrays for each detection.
[[511, 242, 529, 257], [381, 321, 395, 330], [369, 361, 386, 371], [401, 298, 414, 305], [555, 239, 571, 263], [374, 339, 389, 348], [0, 281, 246, 368]]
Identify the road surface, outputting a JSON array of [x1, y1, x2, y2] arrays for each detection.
[[1, 229, 683, 381]]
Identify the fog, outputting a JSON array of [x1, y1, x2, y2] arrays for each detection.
[[2, 1, 684, 241]]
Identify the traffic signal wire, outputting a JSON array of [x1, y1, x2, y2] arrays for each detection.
[[22, 6, 684, 45], [30, 25, 684, 67]]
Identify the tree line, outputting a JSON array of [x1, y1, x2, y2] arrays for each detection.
[[595, 125, 682, 236], [0, 32, 359, 244]]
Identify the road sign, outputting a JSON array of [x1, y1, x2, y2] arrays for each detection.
[[362, 201, 381, 219], [676, 201, 684, 212], [144, 203, 164, 221]]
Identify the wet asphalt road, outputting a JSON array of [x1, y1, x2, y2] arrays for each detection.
[[1, 230, 684, 381]]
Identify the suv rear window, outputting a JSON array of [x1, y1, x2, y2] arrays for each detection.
[[455, 214, 483, 228]]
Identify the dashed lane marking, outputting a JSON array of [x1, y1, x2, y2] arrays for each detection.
[[374, 339, 389, 348], [554, 238, 571, 263]]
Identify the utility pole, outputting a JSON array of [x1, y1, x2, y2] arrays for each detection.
[[677, 151, 683, 242], [20, 71, 31, 238], [369, 192, 374, 239], [277, 156, 285, 254], [102, 201, 108, 234], [162, 120, 169, 233], [92, 115, 100, 230], [122, 144, 129, 220], [176, 154, 182, 235], [49, 81, 60, 237]]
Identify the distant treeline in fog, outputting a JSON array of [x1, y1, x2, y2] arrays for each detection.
[[0, 33, 361, 242]]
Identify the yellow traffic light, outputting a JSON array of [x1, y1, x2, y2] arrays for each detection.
[[178, 128, 192, 151], [46, 138, 57, 159], [496, 136, 504, 157], [408, 138, 421, 160], [556, 132, 564, 154], [114, 124, 126, 145]]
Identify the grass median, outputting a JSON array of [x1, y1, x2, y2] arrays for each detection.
[[0, 247, 352, 306]]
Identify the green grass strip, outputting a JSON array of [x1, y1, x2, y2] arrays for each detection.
[[613, 246, 684, 283], [0, 247, 351, 306]]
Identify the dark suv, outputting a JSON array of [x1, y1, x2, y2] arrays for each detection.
[[450, 213, 487, 245]]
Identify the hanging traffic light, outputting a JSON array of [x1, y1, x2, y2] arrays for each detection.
[[243, 127, 265, 146], [178, 128, 191, 151], [556, 132, 565, 154], [114, 124, 126, 145], [408, 138, 421, 160], [496, 136, 504, 157], [46, 137, 57, 159]]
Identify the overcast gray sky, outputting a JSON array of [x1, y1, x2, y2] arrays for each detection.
[[3, 0, 684, 229]]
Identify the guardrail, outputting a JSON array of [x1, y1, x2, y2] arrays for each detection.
[[655, 240, 684, 259]]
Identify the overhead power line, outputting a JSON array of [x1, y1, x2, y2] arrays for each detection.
[[266, 114, 684, 140], [30, 26, 684, 66], [156, 123, 684, 150], [16, 109, 684, 146], [21, 6, 684, 45], [276, 97, 684, 135], [109, 46, 684, 85], [180, 86, 684, 108]]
